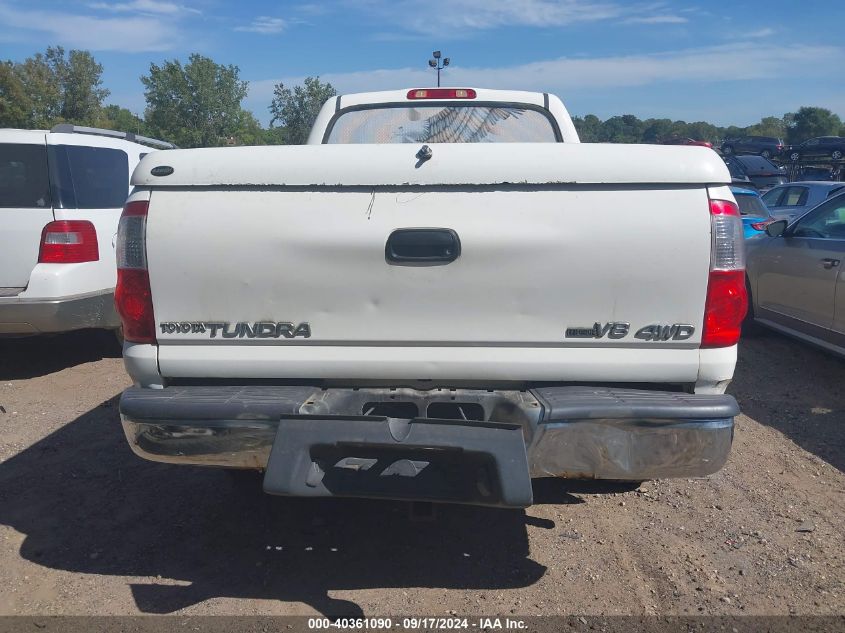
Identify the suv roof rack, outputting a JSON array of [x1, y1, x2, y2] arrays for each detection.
[[50, 124, 177, 150]]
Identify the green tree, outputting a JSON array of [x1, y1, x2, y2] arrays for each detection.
[[641, 118, 676, 143], [14, 51, 63, 127], [96, 105, 148, 135], [142, 54, 250, 148], [572, 114, 602, 142], [720, 125, 746, 141], [0, 62, 31, 128], [599, 114, 644, 143], [786, 107, 842, 144], [56, 48, 110, 122], [230, 110, 266, 146], [268, 76, 336, 144], [684, 121, 719, 143], [746, 115, 786, 140], [0, 46, 109, 128]]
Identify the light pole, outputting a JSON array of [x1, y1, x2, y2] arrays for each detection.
[[428, 50, 450, 87]]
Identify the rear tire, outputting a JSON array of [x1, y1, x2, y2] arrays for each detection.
[[742, 277, 763, 337], [832, 150, 843, 160], [789, 151, 801, 162], [761, 149, 771, 159], [722, 145, 734, 155]]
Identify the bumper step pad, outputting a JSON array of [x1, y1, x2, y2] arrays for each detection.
[[262, 417, 533, 507]]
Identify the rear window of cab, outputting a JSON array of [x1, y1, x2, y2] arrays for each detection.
[[324, 104, 560, 144]]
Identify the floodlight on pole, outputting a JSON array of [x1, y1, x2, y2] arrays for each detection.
[[428, 50, 449, 87]]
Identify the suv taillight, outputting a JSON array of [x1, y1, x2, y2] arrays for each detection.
[[702, 198, 747, 348], [115, 200, 156, 344], [38, 221, 99, 263]]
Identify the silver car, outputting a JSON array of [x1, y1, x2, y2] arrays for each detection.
[[761, 181, 845, 221], [746, 191, 845, 356]]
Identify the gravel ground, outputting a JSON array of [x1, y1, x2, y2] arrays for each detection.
[[0, 329, 843, 617]]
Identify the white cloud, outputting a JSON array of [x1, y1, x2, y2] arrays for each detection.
[[0, 3, 180, 51], [245, 43, 840, 122], [625, 14, 688, 24], [359, 0, 638, 35], [87, 0, 198, 15], [746, 27, 776, 38], [235, 16, 287, 34]]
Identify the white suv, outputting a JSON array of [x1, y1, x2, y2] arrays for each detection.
[[0, 125, 173, 336]]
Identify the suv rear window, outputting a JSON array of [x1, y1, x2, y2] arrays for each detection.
[[325, 105, 559, 144], [48, 145, 129, 209], [0, 143, 51, 209]]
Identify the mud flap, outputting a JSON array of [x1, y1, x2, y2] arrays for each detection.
[[263, 417, 533, 507]]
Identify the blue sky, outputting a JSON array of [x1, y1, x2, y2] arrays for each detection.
[[1, 0, 842, 127]]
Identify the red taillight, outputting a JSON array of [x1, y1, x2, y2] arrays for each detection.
[[702, 198, 747, 348], [115, 269, 155, 343], [115, 200, 155, 343], [750, 219, 774, 231], [702, 270, 747, 348], [407, 88, 476, 100], [38, 221, 99, 263]]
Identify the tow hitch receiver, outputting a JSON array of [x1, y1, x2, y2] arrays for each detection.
[[263, 417, 533, 507]]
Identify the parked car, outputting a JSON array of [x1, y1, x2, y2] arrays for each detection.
[[746, 191, 845, 356], [731, 186, 774, 238], [797, 166, 835, 181], [723, 155, 787, 191], [661, 137, 713, 148], [760, 181, 845, 221], [720, 136, 784, 159], [0, 124, 174, 337], [785, 136, 845, 162]]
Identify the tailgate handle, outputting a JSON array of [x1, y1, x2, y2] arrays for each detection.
[[385, 228, 461, 266]]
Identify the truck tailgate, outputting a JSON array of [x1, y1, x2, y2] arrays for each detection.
[[138, 143, 724, 382]]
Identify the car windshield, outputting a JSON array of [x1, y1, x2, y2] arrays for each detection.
[[325, 105, 559, 143], [734, 194, 768, 216]]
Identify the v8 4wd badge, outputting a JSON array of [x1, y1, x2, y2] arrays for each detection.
[[566, 321, 694, 341]]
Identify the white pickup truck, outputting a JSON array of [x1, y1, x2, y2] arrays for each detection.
[[116, 88, 745, 507]]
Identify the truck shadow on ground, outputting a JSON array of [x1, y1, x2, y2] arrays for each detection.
[[0, 396, 625, 617], [0, 329, 121, 381], [731, 332, 845, 472]]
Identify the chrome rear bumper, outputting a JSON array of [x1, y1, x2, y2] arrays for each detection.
[[120, 385, 736, 502]]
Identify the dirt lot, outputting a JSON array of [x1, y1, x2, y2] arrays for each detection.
[[0, 330, 843, 617]]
